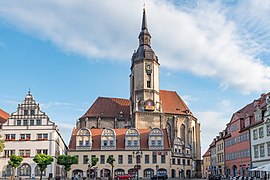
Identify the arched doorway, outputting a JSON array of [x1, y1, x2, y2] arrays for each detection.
[[171, 169, 176, 178], [101, 169, 110, 178], [144, 168, 154, 177], [232, 165, 237, 177], [180, 169, 184, 178], [35, 166, 46, 177], [87, 169, 95, 178], [115, 169, 125, 176], [128, 168, 137, 179], [186, 169, 191, 179], [17, 163, 31, 177], [72, 169, 83, 179], [2, 165, 13, 178]]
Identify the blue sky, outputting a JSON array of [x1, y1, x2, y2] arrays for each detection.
[[1, 0, 270, 155]]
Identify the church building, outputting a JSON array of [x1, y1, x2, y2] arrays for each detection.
[[69, 8, 201, 179]]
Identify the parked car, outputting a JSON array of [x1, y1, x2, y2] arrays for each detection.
[[114, 174, 132, 180], [151, 173, 168, 180]]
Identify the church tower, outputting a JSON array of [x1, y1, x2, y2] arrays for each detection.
[[130, 8, 162, 128]]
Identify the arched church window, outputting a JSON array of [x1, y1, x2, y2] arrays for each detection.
[[125, 128, 140, 150], [180, 124, 186, 144], [101, 128, 116, 150], [149, 128, 164, 150], [76, 128, 92, 150]]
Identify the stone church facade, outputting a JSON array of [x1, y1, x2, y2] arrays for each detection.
[[71, 8, 201, 179]]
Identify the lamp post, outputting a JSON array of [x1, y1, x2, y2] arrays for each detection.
[[133, 151, 143, 180]]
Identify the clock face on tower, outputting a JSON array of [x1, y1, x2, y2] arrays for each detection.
[[144, 99, 155, 111]]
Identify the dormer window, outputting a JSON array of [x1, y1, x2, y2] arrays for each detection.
[[149, 128, 164, 150], [254, 109, 262, 122], [76, 128, 92, 150], [101, 128, 116, 150], [125, 128, 140, 150]]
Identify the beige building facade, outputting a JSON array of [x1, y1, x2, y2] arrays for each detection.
[[70, 8, 201, 179], [216, 132, 225, 175], [202, 148, 211, 179]]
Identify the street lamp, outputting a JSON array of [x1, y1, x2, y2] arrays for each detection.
[[133, 151, 143, 180]]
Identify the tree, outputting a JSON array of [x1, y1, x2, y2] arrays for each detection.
[[57, 155, 78, 179], [0, 134, 4, 153], [33, 154, 54, 180], [8, 155, 23, 179], [106, 155, 115, 180], [87, 156, 99, 178]]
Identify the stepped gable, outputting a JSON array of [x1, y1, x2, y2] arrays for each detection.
[[0, 109, 9, 123], [80, 97, 130, 119], [160, 90, 191, 115], [69, 128, 170, 150]]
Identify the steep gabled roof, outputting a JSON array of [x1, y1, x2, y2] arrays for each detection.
[[0, 109, 9, 123], [80, 97, 130, 119], [202, 148, 211, 157], [160, 90, 191, 115]]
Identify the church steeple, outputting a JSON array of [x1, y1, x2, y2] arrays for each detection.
[[130, 7, 160, 119], [141, 7, 148, 31], [139, 7, 151, 47]]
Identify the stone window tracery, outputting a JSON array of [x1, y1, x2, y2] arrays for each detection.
[[101, 128, 116, 150], [76, 128, 91, 150], [149, 128, 164, 150], [125, 128, 140, 150]]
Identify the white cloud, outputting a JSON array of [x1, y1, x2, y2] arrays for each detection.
[[195, 111, 229, 155], [40, 102, 74, 109], [57, 122, 75, 145], [182, 95, 198, 105], [0, 0, 270, 94]]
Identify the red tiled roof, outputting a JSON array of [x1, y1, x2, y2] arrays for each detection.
[[160, 90, 191, 115], [202, 148, 211, 157], [81, 90, 191, 119], [69, 128, 170, 151], [0, 109, 9, 123], [80, 97, 130, 119]]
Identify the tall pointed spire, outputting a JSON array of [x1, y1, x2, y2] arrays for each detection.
[[141, 5, 148, 31], [139, 6, 151, 47]]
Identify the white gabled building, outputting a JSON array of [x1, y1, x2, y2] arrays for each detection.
[[250, 95, 270, 169], [0, 91, 68, 179]]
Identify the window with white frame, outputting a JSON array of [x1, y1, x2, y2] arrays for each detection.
[[36, 149, 48, 155], [254, 146, 259, 158], [253, 129, 258, 140], [260, 144, 265, 157], [267, 124, 270, 136], [267, 143, 270, 156], [19, 150, 30, 157], [4, 150, 15, 157], [101, 128, 116, 150], [254, 109, 262, 122], [244, 117, 250, 127], [259, 127, 264, 138]]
